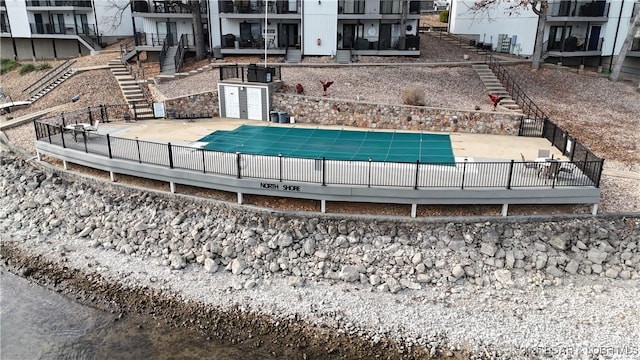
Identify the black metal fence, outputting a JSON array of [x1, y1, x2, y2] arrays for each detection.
[[34, 117, 603, 190], [219, 64, 282, 83], [484, 54, 604, 186], [35, 104, 140, 127]]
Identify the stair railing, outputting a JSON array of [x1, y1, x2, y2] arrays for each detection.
[[23, 59, 76, 96], [174, 33, 187, 73], [159, 34, 170, 71]]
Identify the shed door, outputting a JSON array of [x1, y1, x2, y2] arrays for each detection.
[[224, 86, 240, 118], [246, 87, 263, 120]]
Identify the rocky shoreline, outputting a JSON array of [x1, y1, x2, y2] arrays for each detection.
[[1, 144, 639, 359]]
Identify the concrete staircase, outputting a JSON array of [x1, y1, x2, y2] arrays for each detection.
[[472, 64, 522, 113], [28, 69, 76, 103], [108, 59, 154, 120], [285, 48, 302, 63], [160, 46, 178, 75], [335, 49, 351, 64]]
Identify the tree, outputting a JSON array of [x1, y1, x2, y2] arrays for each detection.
[[471, 0, 549, 70], [609, 9, 640, 82], [105, 0, 206, 61]]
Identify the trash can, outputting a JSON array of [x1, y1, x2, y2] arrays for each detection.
[[278, 111, 288, 123], [269, 111, 279, 123]]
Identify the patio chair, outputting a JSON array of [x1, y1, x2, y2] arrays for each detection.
[[540, 160, 561, 180], [72, 124, 84, 142], [520, 153, 538, 173], [86, 120, 99, 133]]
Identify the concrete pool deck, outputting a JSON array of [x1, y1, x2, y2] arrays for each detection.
[[98, 117, 567, 162]]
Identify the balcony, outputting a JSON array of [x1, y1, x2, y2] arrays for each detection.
[[547, 1, 609, 21], [379, 0, 421, 15], [29, 22, 96, 36], [1, 23, 9, 34], [131, 0, 207, 15], [545, 36, 604, 57], [218, 0, 300, 15], [26, 0, 92, 8], [338, 0, 365, 14]]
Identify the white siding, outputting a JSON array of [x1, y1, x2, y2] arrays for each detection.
[[302, 0, 338, 55], [450, 0, 538, 56], [5, 0, 31, 37], [93, 0, 134, 37]]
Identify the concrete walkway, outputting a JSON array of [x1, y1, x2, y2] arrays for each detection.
[[0, 104, 66, 131]]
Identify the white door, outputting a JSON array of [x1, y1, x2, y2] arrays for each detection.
[[246, 87, 263, 120], [224, 86, 240, 118]]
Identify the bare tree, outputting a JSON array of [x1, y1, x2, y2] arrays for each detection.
[[173, 0, 207, 61], [104, 0, 206, 60], [471, 0, 549, 70], [609, 8, 640, 82]]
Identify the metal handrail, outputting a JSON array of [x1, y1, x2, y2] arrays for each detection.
[[23, 59, 76, 96]]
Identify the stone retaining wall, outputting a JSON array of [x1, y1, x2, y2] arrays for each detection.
[[163, 91, 219, 119], [159, 91, 522, 136], [272, 94, 522, 135], [1, 154, 638, 295]]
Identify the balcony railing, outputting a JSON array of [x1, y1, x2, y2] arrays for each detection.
[[26, 0, 92, 7], [29, 22, 96, 36], [379, 0, 421, 14], [1, 23, 9, 33], [547, 1, 609, 18], [219, 0, 299, 14], [338, 0, 365, 14], [547, 36, 604, 52]]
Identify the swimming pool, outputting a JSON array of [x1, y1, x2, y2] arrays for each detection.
[[198, 125, 455, 163]]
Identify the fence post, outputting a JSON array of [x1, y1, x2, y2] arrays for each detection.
[[60, 125, 66, 148], [107, 134, 112, 158], [83, 132, 88, 153], [100, 105, 106, 122], [136, 138, 141, 163], [368, 158, 372, 188], [168, 142, 174, 169], [595, 159, 604, 188], [322, 157, 326, 186], [414, 160, 420, 190], [46, 124, 52, 143], [278, 154, 283, 182], [33, 121, 39, 140], [236, 152, 242, 178], [461, 159, 468, 189], [201, 149, 206, 173], [507, 160, 514, 189], [570, 138, 576, 162], [562, 131, 569, 154], [88, 106, 93, 124], [61, 112, 66, 127], [133, 103, 138, 120]]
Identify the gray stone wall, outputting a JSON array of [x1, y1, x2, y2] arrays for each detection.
[[164, 91, 219, 119], [159, 90, 521, 136], [1, 153, 637, 295], [272, 94, 522, 135]]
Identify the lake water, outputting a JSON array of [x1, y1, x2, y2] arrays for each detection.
[[0, 270, 275, 360]]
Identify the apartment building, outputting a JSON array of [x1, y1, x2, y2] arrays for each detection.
[[130, 0, 421, 66], [449, 0, 640, 75], [0, 0, 133, 60]]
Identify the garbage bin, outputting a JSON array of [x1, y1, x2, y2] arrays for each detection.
[[269, 111, 279, 123], [278, 111, 288, 123]]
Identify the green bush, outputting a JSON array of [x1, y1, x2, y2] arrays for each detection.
[[1, 59, 21, 74], [36, 63, 51, 71], [439, 10, 449, 23], [19, 63, 36, 75]]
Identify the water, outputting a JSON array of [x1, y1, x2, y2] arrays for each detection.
[[1, 270, 273, 360]]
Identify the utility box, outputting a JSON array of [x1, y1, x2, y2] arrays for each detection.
[[498, 34, 512, 53]]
